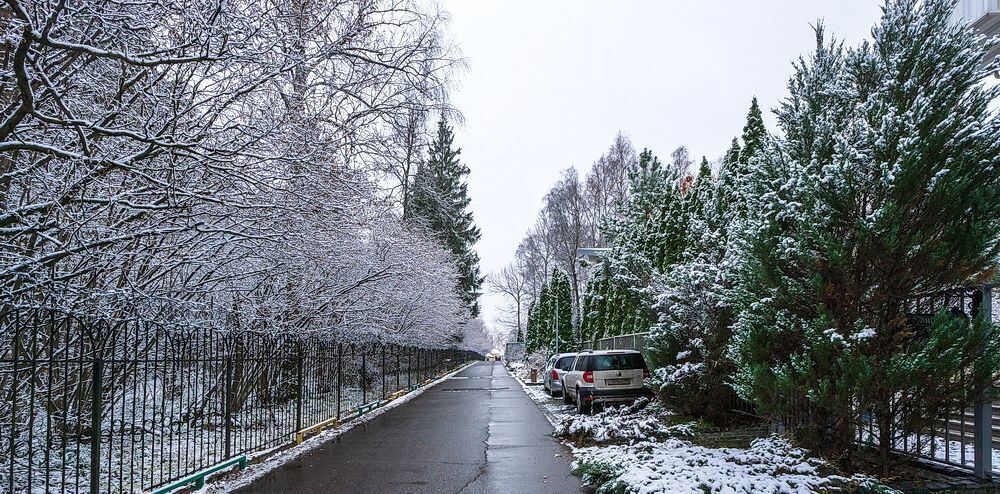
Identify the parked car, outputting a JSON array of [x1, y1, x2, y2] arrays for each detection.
[[562, 350, 651, 414], [543, 352, 578, 397]]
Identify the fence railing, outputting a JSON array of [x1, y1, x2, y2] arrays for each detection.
[[588, 332, 649, 354], [0, 306, 478, 493], [862, 284, 998, 478]]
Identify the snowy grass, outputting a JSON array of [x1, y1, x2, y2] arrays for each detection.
[[516, 375, 895, 494]]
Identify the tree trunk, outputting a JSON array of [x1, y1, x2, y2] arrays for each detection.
[[878, 400, 892, 477]]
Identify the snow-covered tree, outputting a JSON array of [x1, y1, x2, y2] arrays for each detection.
[[489, 263, 530, 342], [410, 117, 484, 317], [0, 0, 468, 344], [729, 1, 1000, 470]]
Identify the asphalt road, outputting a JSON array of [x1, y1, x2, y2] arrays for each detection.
[[234, 361, 587, 494]]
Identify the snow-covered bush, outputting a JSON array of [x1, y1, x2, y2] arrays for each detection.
[[556, 397, 696, 446], [646, 261, 742, 424], [572, 435, 888, 494]]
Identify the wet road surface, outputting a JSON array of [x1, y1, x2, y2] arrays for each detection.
[[234, 361, 586, 493]]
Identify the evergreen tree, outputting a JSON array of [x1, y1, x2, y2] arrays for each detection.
[[685, 157, 713, 220], [723, 138, 741, 168], [549, 270, 575, 352], [739, 97, 766, 164], [579, 262, 611, 343], [729, 2, 1000, 471], [719, 99, 769, 223], [647, 159, 738, 424], [534, 283, 552, 352], [647, 98, 772, 426], [525, 300, 538, 353], [409, 117, 485, 316]]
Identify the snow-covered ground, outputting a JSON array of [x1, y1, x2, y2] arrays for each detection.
[[516, 375, 891, 494]]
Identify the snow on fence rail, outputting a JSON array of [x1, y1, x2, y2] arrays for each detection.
[[0, 306, 478, 493]]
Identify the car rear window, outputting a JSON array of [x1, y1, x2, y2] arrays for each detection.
[[555, 356, 574, 370], [588, 354, 646, 371]]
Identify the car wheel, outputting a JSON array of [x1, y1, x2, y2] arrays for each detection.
[[562, 382, 572, 404], [576, 388, 591, 415]]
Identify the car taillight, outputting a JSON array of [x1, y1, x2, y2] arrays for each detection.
[[643, 368, 650, 379], [583, 371, 594, 383], [551, 369, 559, 380]]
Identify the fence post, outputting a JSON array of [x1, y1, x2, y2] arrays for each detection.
[[336, 343, 342, 421], [974, 284, 994, 479], [381, 346, 386, 400], [224, 357, 233, 458], [295, 345, 304, 434], [89, 357, 103, 494], [361, 348, 367, 404], [407, 346, 412, 388]]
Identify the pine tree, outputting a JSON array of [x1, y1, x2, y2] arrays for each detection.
[[729, 1, 1000, 471], [409, 117, 484, 316]]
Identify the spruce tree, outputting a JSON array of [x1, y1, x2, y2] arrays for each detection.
[[409, 117, 484, 316]]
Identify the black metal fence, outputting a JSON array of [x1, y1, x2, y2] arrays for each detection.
[[857, 284, 999, 477], [0, 305, 478, 493]]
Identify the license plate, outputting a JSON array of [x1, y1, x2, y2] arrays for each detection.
[[605, 378, 631, 385]]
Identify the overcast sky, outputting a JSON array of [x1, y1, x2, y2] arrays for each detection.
[[440, 1, 886, 330]]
